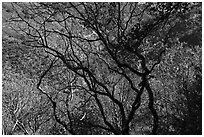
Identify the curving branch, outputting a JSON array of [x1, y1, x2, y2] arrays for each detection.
[[145, 82, 158, 135], [36, 58, 76, 135]]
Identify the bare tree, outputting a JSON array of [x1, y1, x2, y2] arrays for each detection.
[[3, 2, 199, 135]]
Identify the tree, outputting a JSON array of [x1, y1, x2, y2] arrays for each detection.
[[2, 67, 54, 135], [2, 2, 201, 135], [155, 43, 202, 134]]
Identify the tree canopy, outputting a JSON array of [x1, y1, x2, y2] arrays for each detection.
[[2, 2, 202, 135]]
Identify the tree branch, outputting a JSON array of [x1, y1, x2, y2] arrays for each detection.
[[145, 82, 158, 135]]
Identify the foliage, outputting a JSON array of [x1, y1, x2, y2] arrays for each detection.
[[2, 2, 202, 135]]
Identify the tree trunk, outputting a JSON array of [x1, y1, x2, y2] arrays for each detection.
[[146, 82, 158, 135], [121, 126, 130, 135]]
